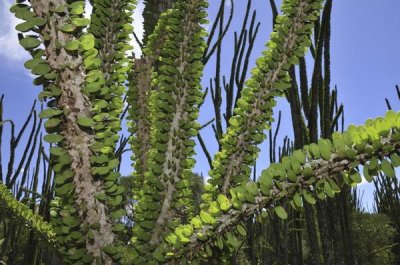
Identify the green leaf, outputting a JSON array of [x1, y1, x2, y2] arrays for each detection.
[[111, 209, 126, 219], [39, 109, 63, 119], [259, 171, 273, 195], [111, 186, 125, 196], [309, 143, 320, 159], [350, 171, 362, 184], [302, 190, 316, 205], [390, 153, 400, 167], [16, 19, 44, 32], [165, 234, 178, 245], [20, 37, 41, 49], [31, 63, 51, 75], [293, 193, 302, 208], [205, 245, 212, 257], [50, 147, 66, 156], [55, 170, 73, 185], [44, 118, 61, 129], [56, 182, 73, 195], [287, 170, 297, 182], [246, 181, 258, 196], [381, 159, 395, 177], [108, 159, 119, 169], [236, 224, 247, 237], [217, 194, 232, 212], [103, 246, 119, 256], [24, 58, 44, 69], [77, 116, 94, 127], [385, 110, 397, 127], [79, 34, 95, 51], [15, 21, 36, 32], [323, 180, 334, 198], [72, 18, 90, 27], [59, 24, 76, 33], [274, 80, 291, 90], [95, 192, 107, 201], [64, 39, 80, 51], [92, 166, 109, 176], [69, 248, 86, 260], [303, 166, 313, 177], [82, 254, 94, 263], [200, 210, 216, 224], [70, 231, 83, 240], [369, 156, 379, 169], [293, 150, 306, 164], [10, 5, 35, 19], [363, 165, 373, 183], [344, 148, 357, 159], [318, 139, 331, 160], [206, 202, 219, 217], [59, 154, 72, 165], [190, 217, 203, 229], [50, 210, 57, 217], [69, 1, 84, 15], [274, 206, 288, 220], [49, 86, 62, 97], [44, 134, 64, 143], [109, 195, 123, 206], [54, 175, 66, 186]]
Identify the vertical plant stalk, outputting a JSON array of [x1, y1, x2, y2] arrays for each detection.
[[128, 9, 171, 201], [12, 0, 132, 263], [130, 0, 208, 262], [207, 0, 322, 197]]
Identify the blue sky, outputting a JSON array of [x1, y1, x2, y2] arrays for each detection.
[[0, 0, 399, 210]]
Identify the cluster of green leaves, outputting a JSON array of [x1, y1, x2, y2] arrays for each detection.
[[6, 0, 400, 264], [127, 0, 209, 263], [10, 2, 57, 98], [165, 111, 400, 263], [10, 0, 137, 263], [127, 9, 173, 209], [206, 0, 323, 198], [0, 183, 56, 246], [85, 0, 137, 241], [11, 1, 89, 262]]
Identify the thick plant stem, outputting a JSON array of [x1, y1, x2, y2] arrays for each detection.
[[30, 1, 115, 263]]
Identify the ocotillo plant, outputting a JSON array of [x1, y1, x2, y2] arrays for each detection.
[[0, 96, 56, 264], [1, 0, 400, 265]]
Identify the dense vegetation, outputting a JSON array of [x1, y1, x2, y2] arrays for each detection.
[[0, 0, 399, 264]]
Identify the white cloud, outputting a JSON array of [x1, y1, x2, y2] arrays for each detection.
[[0, 0, 144, 62], [0, 0, 29, 62]]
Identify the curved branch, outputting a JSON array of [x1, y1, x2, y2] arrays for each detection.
[[166, 111, 400, 262]]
